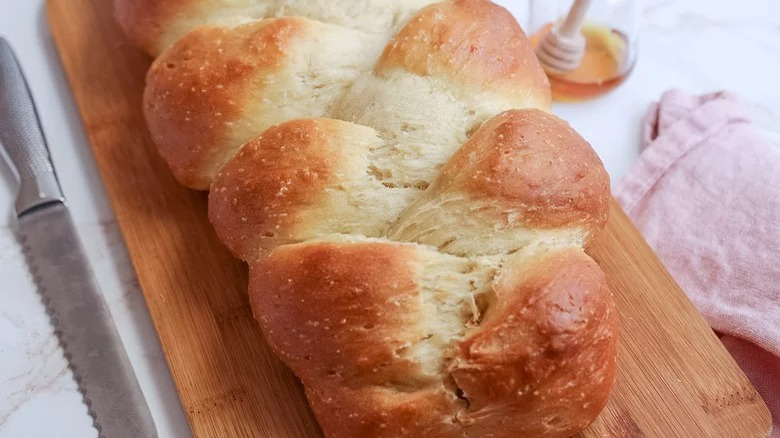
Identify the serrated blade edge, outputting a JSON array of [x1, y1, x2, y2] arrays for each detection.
[[18, 202, 157, 438]]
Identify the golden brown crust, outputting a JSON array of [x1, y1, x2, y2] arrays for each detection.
[[249, 240, 466, 437], [453, 247, 619, 437], [376, 0, 551, 110], [248, 241, 617, 438], [208, 119, 333, 260], [144, 18, 305, 189], [249, 241, 428, 389], [306, 385, 462, 438], [209, 118, 421, 262], [439, 108, 611, 242]]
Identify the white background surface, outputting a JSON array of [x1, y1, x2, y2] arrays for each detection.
[[1, 0, 779, 437]]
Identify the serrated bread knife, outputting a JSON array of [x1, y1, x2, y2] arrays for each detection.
[[0, 37, 157, 437]]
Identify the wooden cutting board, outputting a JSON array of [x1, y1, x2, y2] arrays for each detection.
[[46, 0, 772, 436]]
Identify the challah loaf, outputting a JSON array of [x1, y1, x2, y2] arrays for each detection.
[[116, 0, 619, 436]]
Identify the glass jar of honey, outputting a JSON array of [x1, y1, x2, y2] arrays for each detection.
[[525, 0, 640, 102]]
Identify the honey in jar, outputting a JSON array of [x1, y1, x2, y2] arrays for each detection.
[[531, 23, 635, 102]]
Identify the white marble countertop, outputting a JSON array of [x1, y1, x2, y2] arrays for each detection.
[[1, 1, 779, 437]]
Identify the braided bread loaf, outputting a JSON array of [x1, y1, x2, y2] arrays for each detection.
[[116, 0, 619, 436]]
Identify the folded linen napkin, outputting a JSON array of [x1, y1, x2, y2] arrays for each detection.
[[615, 89, 779, 437]]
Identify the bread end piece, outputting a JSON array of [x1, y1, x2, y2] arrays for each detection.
[[249, 240, 618, 438]]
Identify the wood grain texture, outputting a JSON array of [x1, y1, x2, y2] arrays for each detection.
[[46, 0, 772, 436]]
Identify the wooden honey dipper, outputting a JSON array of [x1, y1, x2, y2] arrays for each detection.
[[535, 0, 593, 74]]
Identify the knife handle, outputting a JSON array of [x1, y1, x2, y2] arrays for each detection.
[[0, 37, 64, 216]]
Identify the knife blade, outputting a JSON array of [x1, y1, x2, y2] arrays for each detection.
[[0, 37, 158, 438]]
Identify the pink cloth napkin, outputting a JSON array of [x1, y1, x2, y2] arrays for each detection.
[[615, 89, 780, 436]]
